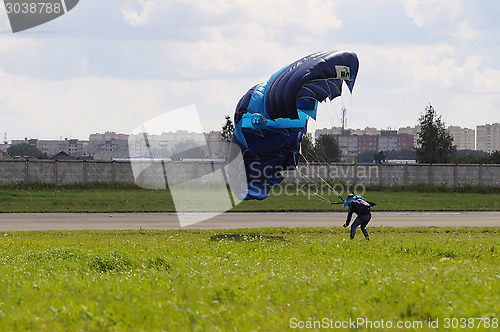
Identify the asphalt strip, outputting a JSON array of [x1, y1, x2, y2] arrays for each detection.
[[0, 212, 498, 231]]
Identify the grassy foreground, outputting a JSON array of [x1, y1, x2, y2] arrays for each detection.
[[0, 183, 499, 212], [0, 228, 498, 331]]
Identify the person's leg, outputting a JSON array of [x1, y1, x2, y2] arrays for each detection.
[[360, 214, 372, 239], [350, 216, 363, 239]]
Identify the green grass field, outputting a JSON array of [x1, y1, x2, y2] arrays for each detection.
[[0, 228, 498, 331], [0, 183, 499, 212], [1, 184, 498, 330]]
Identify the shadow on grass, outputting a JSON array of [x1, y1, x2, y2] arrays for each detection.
[[210, 233, 286, 242]]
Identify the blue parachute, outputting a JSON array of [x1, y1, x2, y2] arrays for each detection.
[[228, 51, 359, 200]]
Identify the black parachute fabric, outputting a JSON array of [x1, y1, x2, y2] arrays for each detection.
[[265, 51, 358, 120]]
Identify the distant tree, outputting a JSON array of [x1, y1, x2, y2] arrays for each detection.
[[374, 151, 387, 164], [299, 134, 317, 162], [490, 151, 500, 164], [221, 116, 234, 142], [356, 150, 377, 163], [357, 149, 416, 163], [415, 104, 456, 163], [385, 149, 416, 161], [7, 143, 47, 159], [449, 149, 491, 164], [345, 155, 357, 164], [170, 140, 203, 161], [314, 134, 342, 162]]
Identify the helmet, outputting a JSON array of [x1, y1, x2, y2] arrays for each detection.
[[344, 194, 356, 207]]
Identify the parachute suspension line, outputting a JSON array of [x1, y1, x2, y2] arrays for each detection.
[[328, 100, 340, 131], [344, 91, 353, 132], [303, 97, 347, 204], [307, 104, 337, 183], [253, 148, 334, 204], [296, 144, 337, 204], [305, 142, 346, 204], [298, 151, 345, 204], [295, 181, 336, 205], [293, 164, 337, 204], [301, 135, 324, 165]]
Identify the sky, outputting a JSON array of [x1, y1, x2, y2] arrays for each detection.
[[0, 0, 499, 140]]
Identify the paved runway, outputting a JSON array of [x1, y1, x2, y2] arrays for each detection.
[[0, 212, 498, 231]]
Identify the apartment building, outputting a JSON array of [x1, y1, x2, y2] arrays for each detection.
[[357, 134, 379, 153], [10, 138, 88, 157], [398, 126, 420, 148], [88, 132, 130, 160], [476, 123, 500, 153], [447, 126, 475, 150], [127, 130, 227, 160], [316, 128, 415, 157]]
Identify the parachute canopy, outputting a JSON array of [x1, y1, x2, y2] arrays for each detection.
[[229, 51, 359, 200]]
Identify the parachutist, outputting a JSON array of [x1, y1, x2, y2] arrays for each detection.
[[343, 194, 376, 240]]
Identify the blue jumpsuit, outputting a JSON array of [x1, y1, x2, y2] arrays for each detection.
[[345, 200, 376, 239]]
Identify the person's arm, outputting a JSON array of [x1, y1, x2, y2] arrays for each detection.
[[368, 201, 376, 207], [344, 205, 353, 227]]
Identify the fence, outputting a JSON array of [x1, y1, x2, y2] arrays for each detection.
[[283, 163, 500, 187], [0, 160, 499, 187]]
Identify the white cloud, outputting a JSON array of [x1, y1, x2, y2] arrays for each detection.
[[79, 58, 89, 75], [449, 20, 480, 42], [120, 0, 343, 36], [0, 72, 177, 139], [479, 67, 500, 94], [241, 0, 342, 36], [0, 5, 10, 32], [419, 55, 479, 89], [120, 0, 170, 27], [158, 35, 291, 80], [0, 68, 254, 139], [400, 0, 464, 27], [353, 42, 500, 96], [330, 42, 500, 129], [1, 0, 498, 140], [0, 36, 42, 57]]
